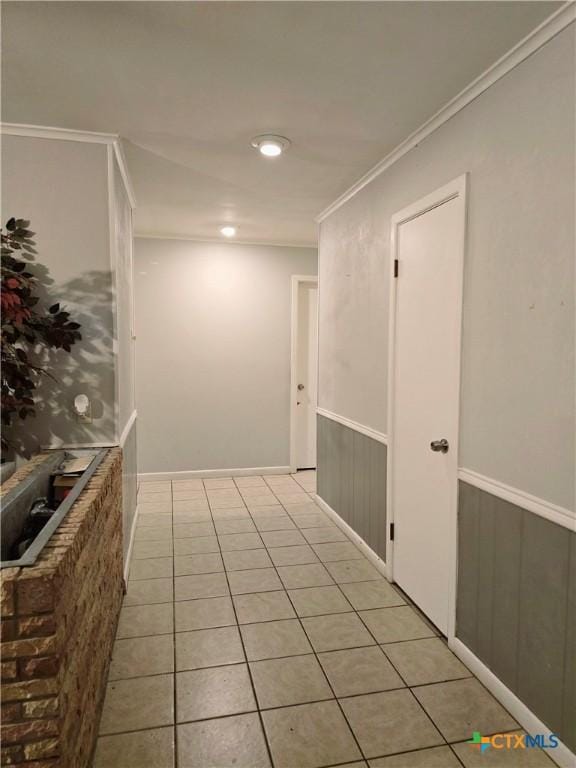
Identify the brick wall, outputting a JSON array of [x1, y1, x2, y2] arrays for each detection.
[[1, 449, 124, 767]]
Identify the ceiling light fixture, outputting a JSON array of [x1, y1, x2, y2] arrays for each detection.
[[251, 134, 291, 157], [220, 226, 237, 238]]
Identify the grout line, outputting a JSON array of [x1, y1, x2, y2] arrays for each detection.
[[170, 480, 179, 768]]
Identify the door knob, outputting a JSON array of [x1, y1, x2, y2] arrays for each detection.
[[297, 384, 305, 391], [430, 439, 449, 453]]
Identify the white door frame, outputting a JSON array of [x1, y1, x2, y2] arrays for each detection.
[[290, 275, 319, 473], [385, 174, 468, 640]]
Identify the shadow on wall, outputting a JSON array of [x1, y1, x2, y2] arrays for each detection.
[[4, 265, 116, 458]]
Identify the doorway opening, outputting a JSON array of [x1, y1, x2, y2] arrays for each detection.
[[290, 275, 318, 472]]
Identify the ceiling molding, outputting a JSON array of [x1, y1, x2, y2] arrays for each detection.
[[135, 233, 317, 250], [2, 121, 137, 210], [316, 2, 575, 223]]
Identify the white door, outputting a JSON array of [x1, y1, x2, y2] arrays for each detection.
[[295, 282, 318, 469], [390, 177, 466, 635]]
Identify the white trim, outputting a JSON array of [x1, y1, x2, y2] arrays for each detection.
[[316, 3, 575, 222], [136, 233, 316, 250], [450, 638, 575, 768], [458, 468, 575, 532], [138, 466, 292, 483], [290, 275, 319, 473], [316, 407, 388, 445], [387, 174, 468, 639], [123, 505, 139, 584], [119, 410, 137, 449], [315, 494, 389, 579]]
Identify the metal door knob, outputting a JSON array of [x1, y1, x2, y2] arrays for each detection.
[[430, 439, 449, 453], [297, 384, 305, 391]]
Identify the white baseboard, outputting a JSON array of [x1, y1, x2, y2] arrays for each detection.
[[138, 465, 292, 482], [449, 638, 574, 768], [123, 504, 139, 583], [314, 493, 389, 579]]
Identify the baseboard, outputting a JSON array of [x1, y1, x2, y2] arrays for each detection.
[[449, 637, 574, 768], [138, 465, 292, 482], [123, 504, 139, 584], [314, 493, 389, 579]]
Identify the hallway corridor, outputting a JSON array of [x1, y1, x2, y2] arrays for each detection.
[[93, 472, 554, 768]]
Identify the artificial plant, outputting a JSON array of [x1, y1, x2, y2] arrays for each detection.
[[1, 218, 82, 452]]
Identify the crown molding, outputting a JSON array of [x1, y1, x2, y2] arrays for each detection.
[[316, 2, 576, 223], [135, 233, 317, 249], [2, 122, 137, 209]]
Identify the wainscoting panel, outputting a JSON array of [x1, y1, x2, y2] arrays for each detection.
[[317, 414, 387, 560], [457, 481, 576, 751]]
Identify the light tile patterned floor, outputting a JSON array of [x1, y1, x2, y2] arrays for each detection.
[[94, 471, 555, 768]]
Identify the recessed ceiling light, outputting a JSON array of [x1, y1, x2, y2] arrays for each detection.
[[220, 226, 237, 238], [251, 134, 291, 157]]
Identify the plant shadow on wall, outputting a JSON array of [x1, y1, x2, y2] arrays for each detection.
[[1, 218, 116, 459]]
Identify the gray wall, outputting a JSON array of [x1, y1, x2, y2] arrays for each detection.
[[457, 482, 575, 751], [318, 27, 575, 510], [134, 237, 317, 474], [317, 414, 387, 560], [1, 135, 116, 453]]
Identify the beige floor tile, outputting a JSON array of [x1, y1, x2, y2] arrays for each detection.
[[116, 603, 174, 639], [251, 654, 333, 709], [228, 567, 283, 595], [176, 626, 245, 671], [253, 516, 296, 531], [262, 700, 362, 768], [413, 678, 518, 743], [383, 638, 470, 686], [138, 502, 172, 514], [233, 591, 296, 624], [173, 537, 219, 556], [219, 532, 264, 551], [275, 493, 311, 506], [173, 490, 208, 502], [326, 764, 367, 768], [340, 580, 406, 610], [203, 478, 235, 489], [173, 522, 215, 539], [172, 479, 204, 491], [246, 494, 284, 507], [284, 502, 321, 516], [99, 675, 174, 734], [241, 618, 312, 660], [173, 511, 212, 524], [325, 559, 382, 583], [341, 689, 443, 758], [223, 548, 273, 571], [210, 498, 247, 510], [177, 713, 271, 768], [129, 557, 173, 581], [311, 542, 364, 562], [108, 635, 174, 680], [302, 612, 375, 652], [94, 727, 175, 768], [137, 514, 174, 528], [248, 504, 284, 517], [369, 745, 461, 767], [235, 476, 266, 488], [175, 572, 229, 601], [451, 731, 557, 767], [132, 540, 173, 560], [139, 482, 171, 492], [173, 499, 210, 513], [269, 545, 319, 566], [177, 664, 256, 722], [292, 514, 334, 529], [215, 518, 257, 535], [301, 526, 347, 544], [288, 585, 352, 617], [174, 553, 223, 576], [240, 487, 277, 500], [359, 606, 436, 643], [211, 507, 251, 520], [124, 578, 174, 606], [175, 596, 236, 631], [260, 529, 307, 547], [208, 488, 244, 502], [318, 646, 404, 696], [277, 563, 334, 589], [265, 478, 301, 491]]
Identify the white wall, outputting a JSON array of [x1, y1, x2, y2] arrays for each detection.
[[1, 135, 115, 453], [135, 238, 317, 474], [319, 27, 575, 510]]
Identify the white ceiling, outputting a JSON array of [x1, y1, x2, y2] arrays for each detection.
[[2, 1, 559, 246]]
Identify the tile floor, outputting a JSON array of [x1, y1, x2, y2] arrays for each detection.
[[94, 471, 555, 768]]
